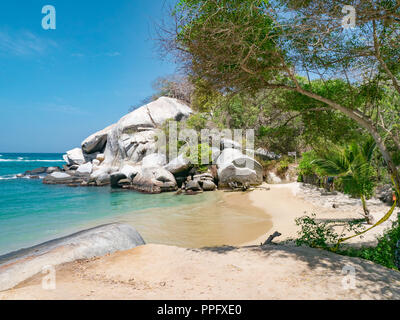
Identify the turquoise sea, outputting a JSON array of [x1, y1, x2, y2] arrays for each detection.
[[0, 153, 270, 255], [0, 153, 221, 255]]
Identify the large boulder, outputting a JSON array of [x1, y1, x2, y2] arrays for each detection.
[[76, 162, 93, 175], [64, 148, 86, 166], [128, 167, 177, 194], [90, 166, 112, 186], [216, 149, 263, 188], [116, 96, 192, 133], [216, 148, 244, 166], [82, 124, 116, 154], [0, 223, 145, 292], [201, 180, 217, 191], [185, 180, 202, 192], [164, 154, 191, 175], [142, 153, 167, 168], [102, 97, 192, 167], [210, 147, 221, 164], [120, 164, 141, 180]]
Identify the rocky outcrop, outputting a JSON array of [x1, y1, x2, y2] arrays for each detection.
[[23, 166, 62, 176], [50, 96, 265, 192], [102, 97, 192, 167], [55, 97, 192, 188]]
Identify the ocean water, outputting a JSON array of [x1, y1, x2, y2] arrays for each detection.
[[0, 153, 270, 255]]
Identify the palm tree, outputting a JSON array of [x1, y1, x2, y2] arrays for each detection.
[[311, 139, 377, 224]]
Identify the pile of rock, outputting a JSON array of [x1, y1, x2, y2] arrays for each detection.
[[17, 166, 62, 180], [182, 172, 217, 195], [40, 96, 268, 193]]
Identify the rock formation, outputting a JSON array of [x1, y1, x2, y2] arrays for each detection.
[[37, 96, 274, 193]]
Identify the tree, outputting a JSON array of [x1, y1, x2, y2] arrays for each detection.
[[311, 139, 377, 224], [151, 74, 194, 105], [162, 0, 400, 192]]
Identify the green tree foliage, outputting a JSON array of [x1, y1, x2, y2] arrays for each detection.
[[183, 143, 212, 172], [169, 0, 400, 190], [311, 139, 377, 223], [312, 139, 377, 199]]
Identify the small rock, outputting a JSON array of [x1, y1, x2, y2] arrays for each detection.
[[117, 179, 131, 187], [202, 180, 216, 191], [185, 180, 202, 191], [110, 173, 128, 188]]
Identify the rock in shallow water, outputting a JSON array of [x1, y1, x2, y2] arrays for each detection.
[[43, 172, 83, 185], [201, 180, 217, 191], [110, 173, 127, 188], [127, 166, 177, 194]]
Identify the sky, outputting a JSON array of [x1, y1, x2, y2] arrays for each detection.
[[0, 0, 178, 153]]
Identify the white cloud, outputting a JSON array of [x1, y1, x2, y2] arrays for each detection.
[[0, 29, 57, 56], [41, 104, 88, 116], [104, 51, 121, 57]]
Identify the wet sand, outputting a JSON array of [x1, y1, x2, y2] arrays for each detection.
[[102, 191, 272, 248]]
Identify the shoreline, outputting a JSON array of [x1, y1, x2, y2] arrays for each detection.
[[241, 182, 397, 247], [1, 182, 399, 299]]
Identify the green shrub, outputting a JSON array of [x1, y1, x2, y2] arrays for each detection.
[[295, 212, 400, 271], [183, 143, 212, 172], [295, 214, 340, 250], [277, 159, 290, 176], [338, 215, 400, 271], [186, 113, 209, 131], [298, 151, 319, 176]]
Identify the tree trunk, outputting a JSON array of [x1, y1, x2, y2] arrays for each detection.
[[361, 194, 374, 225], [294, 86, 400, 194]]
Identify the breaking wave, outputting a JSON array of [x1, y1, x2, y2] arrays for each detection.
[[0, 175, 17, 180], [0, 159, 64, 163]]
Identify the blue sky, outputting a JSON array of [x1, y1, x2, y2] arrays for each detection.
[[0, 0, 178, 152]]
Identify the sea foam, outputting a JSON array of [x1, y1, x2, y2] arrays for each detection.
[[0, 159, 64, 162]]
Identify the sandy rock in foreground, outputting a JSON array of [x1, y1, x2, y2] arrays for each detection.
[[2, 244, 399, 300]]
